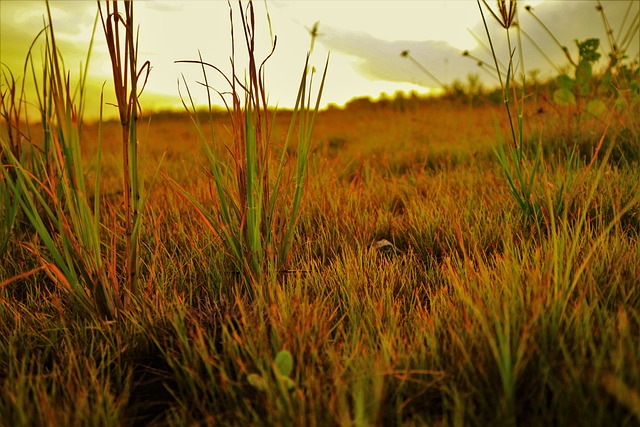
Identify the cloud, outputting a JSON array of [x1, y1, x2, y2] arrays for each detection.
[[317, 27, 477, 88], [312, 0, 639, 90]]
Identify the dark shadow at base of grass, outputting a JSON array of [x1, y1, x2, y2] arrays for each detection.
[[124, 350, 175, 426]]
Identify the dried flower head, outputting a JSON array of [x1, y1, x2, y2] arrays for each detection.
[[482, 0, 517, 29]]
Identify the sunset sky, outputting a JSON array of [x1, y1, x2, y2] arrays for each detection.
[[1, 1, 638, 120]]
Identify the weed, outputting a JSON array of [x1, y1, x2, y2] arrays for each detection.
[[175, 0, 328, 289]]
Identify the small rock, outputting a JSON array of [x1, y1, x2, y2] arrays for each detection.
[[372, 239, 399, 255]]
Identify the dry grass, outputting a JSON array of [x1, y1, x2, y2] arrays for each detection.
[[1, 0, 639, 425], [3, 95, 639, 425]]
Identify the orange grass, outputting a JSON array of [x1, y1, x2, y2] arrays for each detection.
[[1, 0, 638, 424]]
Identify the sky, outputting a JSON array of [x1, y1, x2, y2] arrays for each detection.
[[1, 0, 638, 121]]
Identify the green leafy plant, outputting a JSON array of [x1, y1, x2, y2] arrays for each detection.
[[552, 39, 607, 116], [525, 2, 640, 142], [247, 349, 296, 392], [176, 0, 328, 289]]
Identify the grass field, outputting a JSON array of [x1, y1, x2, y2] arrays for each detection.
[[1, 1, 639, 426], [3, 96, 639, 426]]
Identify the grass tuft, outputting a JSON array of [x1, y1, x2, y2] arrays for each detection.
[[175, 0, 328, 290]]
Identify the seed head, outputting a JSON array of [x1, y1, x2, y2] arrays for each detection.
[[482, 0, 517, 29]]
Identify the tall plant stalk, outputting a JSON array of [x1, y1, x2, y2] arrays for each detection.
[[98, 1, 150, 306], [478, 0, 542, 217]]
